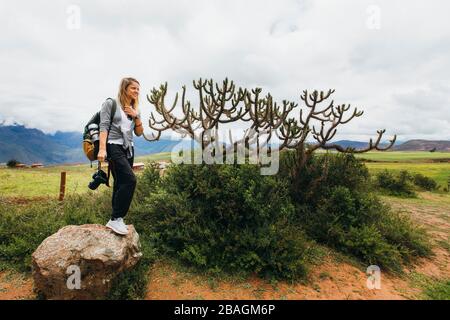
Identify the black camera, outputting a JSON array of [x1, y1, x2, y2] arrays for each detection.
[[88, 169, 109, 190]]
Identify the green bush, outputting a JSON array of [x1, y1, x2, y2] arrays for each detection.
[[279, 151, 370, 206], [299, 186, 431, 272], [278, 152, 431, 272], [106, 232, 157, 300], [375, 170, 416, 197], [6, 159, 19, 168], [424, 280, 450, 300], [343, 225, 403, 271], [413, 173, 438, 191], [137, 163, 312, 281]]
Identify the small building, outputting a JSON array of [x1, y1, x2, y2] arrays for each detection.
[[15, 163, 27, 168], [31, 163, 44, 168], [133, 162, 145, 171]]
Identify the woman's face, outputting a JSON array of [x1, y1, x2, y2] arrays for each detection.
[[126, 82, 140, 101]]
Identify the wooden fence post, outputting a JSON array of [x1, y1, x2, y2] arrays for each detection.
[[59, 171, 66, 201]]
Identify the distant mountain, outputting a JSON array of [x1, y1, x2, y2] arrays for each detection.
[[326, 140, 392, 150], [327, 139, 450, 152], [394, 140, 450, 152], [0, 124, 79, 164], [0, 124, 183, 165]]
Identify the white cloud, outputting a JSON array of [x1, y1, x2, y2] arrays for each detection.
[[0, 0, 449, 142]]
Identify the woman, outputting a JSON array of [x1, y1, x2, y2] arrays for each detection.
[[98, 77, 144, 235]]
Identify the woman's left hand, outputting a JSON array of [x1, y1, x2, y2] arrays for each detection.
[[123, 106, 138, 119]]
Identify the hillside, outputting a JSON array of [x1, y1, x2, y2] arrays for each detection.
[[327, 140, 388, 150], [394, 140, 450, 152], [329, 139, 450, 152], [0, 124, 182, 165], [0, 125, 79, 164]]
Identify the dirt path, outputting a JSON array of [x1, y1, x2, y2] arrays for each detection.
[[386, 193, 450, 281], [145, 257, 412, 300], [0, 271, 34, 300]]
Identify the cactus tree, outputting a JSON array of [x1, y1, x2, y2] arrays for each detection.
[[144, 79, 396, 167]]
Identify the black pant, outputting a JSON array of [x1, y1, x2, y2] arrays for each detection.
[[107, 144, 136, 219]]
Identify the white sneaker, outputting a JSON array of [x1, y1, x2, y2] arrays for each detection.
[[117, 218, 129, 232], [106, 218, 128, 235]]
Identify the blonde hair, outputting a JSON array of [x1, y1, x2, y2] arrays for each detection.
[[118, 77, 140, 112]]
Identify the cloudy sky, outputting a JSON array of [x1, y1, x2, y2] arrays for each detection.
[[0, 0, 449, 142]]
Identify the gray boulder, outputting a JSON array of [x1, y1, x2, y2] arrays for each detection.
[[32, 224, 142, 300]]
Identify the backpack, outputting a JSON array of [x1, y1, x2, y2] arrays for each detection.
[[82, 98, 117, 163]]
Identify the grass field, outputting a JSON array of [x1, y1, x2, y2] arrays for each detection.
[[0, 153, 172, 199], [352, 151, 450, 189], [354, 151, 450, 162], [366, 162, 450, 188], [1, 151, 449, 198]]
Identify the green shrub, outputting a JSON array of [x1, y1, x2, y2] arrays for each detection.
[[106, 232, 157, 300], [137, 163, 312, 281], [343, 225, 403, 272], [278, 152, 431, 272], [279, 151, 370, 206], [375, 170, 416, 197], [413, 173, 438, 191], [375, 170, 439, 194], [6, 159, 19, 168], [300, 186, 431, 272], [134, 162, 162, 203], [376, 209, 432, 260], [424, 280, 450, 300]]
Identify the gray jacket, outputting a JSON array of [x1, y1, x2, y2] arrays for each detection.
[[99, 98, 140, 158]]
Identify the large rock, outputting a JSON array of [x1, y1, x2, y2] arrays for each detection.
[[31, 224, 142, 300]]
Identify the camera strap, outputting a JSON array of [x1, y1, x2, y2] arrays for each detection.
[[102, 98, 116, 188], [106, 161, 112, 188], [106, 98, 117, 142]]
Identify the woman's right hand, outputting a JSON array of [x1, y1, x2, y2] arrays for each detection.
[[97, 149, 107, 162]]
